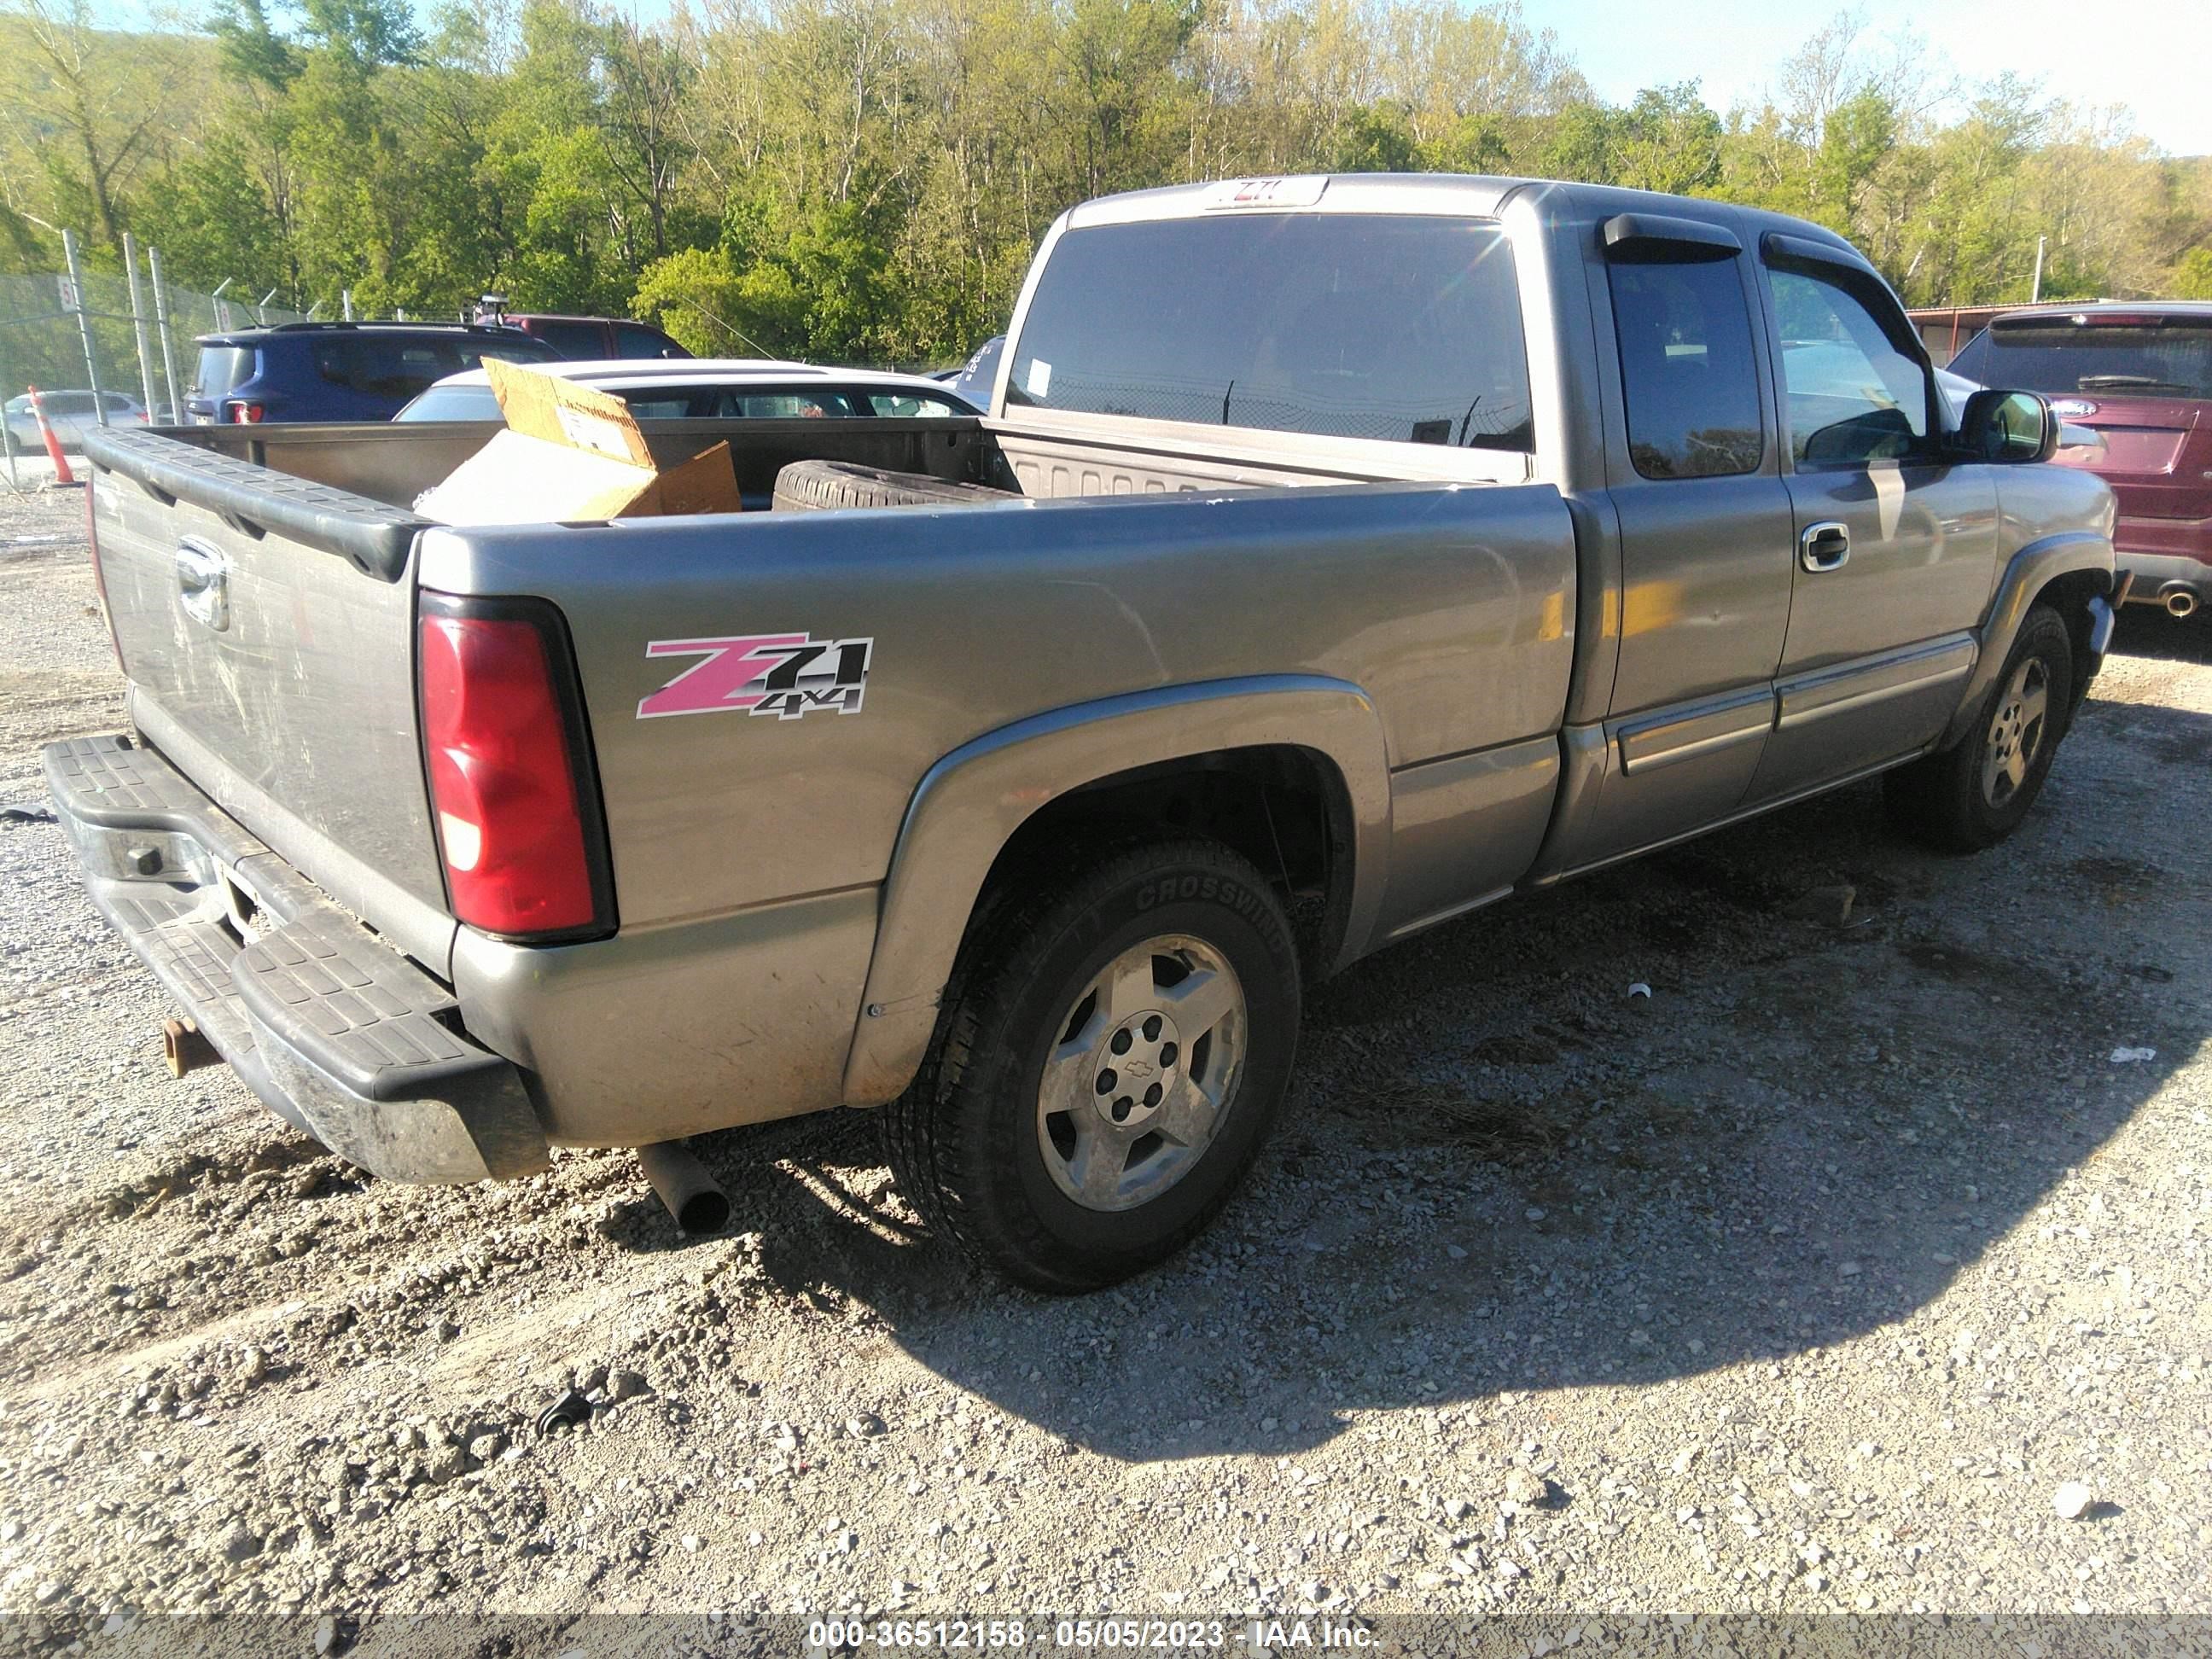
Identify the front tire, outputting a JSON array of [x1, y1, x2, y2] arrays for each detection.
[[883, 839, 1301, 1292], [1885, 603, 2074, 852]]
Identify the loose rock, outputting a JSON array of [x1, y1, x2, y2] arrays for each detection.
[[1502, 1469, 1548, 1505]]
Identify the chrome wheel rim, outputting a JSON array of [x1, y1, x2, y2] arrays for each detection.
[[1035, 934, 1247, 1213], [1981, 655, 2051, 808]]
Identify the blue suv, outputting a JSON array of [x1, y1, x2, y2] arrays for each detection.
[[186, 322, 561, 424]]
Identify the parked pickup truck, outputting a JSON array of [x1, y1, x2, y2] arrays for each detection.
[[54, 174, 2118, 1291]]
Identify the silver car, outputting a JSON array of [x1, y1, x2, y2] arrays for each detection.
[[4, 389, 146, 451]]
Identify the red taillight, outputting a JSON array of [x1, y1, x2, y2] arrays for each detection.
[[418, 597, 612, 940], [225, 400, 265, 422]]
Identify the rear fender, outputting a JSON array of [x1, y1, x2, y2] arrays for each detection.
[[839, 675, 1392, 1106]]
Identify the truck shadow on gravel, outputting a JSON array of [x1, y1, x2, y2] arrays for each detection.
[[674, 696, 2208, 1466], [2110, 607, 2211, 666]]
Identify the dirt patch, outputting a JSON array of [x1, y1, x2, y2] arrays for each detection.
[[1, 487, 2209, 1639]]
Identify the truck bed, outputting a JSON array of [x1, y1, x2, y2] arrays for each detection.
[[78, 416, 1579, 1157], [139, 415, 1004, 515]]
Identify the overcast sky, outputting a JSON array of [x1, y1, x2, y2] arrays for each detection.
[[1519, 0, 2211, 155]]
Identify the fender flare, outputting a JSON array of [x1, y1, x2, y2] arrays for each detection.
[[1940, 530, 2115, 749], [839, 674, 1393, 1106]]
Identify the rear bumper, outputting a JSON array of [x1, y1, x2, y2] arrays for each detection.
[[2114, 513, 2209, 601], [2114, 549, 2210, 605], [42, 734, 549, 1183]]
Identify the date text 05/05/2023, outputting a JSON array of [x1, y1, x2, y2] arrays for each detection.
[[806, 1618, 1377, 1650]]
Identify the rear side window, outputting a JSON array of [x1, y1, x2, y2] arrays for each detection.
[[1606, 259, 1764, 480], [1009, 214, 1534, 451], [694, 389, 850, 418], [1949, 321, 2212, 400], [862, 392, 967, 417], [531, 320, 606, 357], [315, 338, 445, 400], [453, 338, 559, 372], [614, 323, 678, 358], [194, 345, 253, 396], [314, 335, 555, 402]]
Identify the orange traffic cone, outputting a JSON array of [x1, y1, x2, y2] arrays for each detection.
[[25, 386, 78, 486]]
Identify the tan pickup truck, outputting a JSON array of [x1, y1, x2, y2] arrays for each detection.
[[54, 173, 2116, 1290]]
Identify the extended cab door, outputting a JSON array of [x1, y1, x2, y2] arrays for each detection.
[[1745, 236, 2000, 801], [1568, 212, 1797, 868]]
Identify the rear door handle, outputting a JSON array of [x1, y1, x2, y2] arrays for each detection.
[[1799, 521, 1850, 573], [175, 536, 230, 631]]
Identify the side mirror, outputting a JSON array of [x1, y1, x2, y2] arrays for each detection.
[[1956, 388, 2058, 463]]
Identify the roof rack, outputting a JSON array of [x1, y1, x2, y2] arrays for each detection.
[[260, 319, 530, 335]]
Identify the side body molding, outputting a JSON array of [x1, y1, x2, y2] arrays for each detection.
[[1941, 530, 2116, 749], [840, 675, 1394, 1106]]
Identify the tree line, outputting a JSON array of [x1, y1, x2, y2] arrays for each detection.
[[3, 0, 2209, 365]]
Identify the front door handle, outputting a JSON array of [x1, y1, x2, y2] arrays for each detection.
[[1799, 521, 1851, 573]]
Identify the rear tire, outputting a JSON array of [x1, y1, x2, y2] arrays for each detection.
[[1884, 603, 2074, 852], [771, 459, 1014, 513], [883, 839, 1301, 1293]]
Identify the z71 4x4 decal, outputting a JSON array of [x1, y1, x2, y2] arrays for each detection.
[[636, 632, 873, 721]]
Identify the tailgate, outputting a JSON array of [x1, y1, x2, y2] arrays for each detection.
[[81, 425, 457, 976]]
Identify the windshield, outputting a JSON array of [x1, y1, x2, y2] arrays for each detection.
[[1949, 322, 2212, 400], [1009, 214, 1534, 451]]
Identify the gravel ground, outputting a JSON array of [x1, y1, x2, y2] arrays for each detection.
[[1, 474, 2208, 1647]]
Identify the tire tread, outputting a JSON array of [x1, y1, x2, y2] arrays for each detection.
[[882, 837, 1298, 1293], [771, 458, 1015, 514]]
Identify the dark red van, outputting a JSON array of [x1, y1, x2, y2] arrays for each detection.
[[495, 312, 691, 361], [1949, 303, 2212, 618]]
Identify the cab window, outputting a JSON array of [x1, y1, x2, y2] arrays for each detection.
[[1009, 214, 1534, 451], [1767, 263, 1933, 466], [1605, 257, 1764, 480]]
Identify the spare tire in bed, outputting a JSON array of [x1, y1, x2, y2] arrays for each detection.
[[771, 459, 1016, 513]]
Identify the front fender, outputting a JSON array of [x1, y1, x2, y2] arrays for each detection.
[[839, 675, 1393, 1106], [1940, 529, 2115, 749]]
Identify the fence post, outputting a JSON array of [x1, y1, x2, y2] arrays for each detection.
[[342, 289, 354, 321], [212, 277, 232, 333], [2, 402, 17, 491], [61, 229, 109, 425], [122, 232, 160, 422], [148, 247, 181, 424]]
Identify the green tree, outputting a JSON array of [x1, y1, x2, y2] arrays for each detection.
[[1613, 84, 1722, 195], [1334, 103, 1417, 173]]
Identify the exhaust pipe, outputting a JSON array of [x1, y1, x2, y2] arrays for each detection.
[[2162, 584, 2199, 619], [161, 1018, 219, 1078], [637, 1139, 731, 1235]]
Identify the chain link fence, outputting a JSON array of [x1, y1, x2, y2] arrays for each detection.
[[0, 235, 309, 455]]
